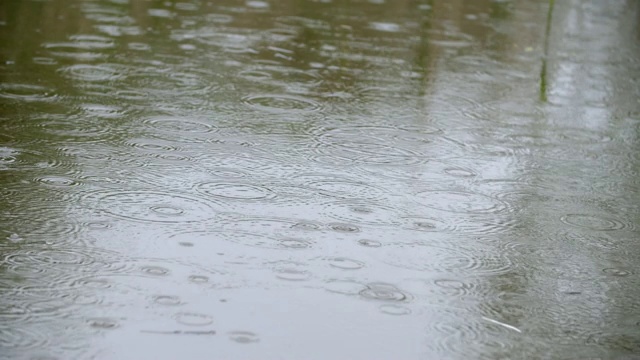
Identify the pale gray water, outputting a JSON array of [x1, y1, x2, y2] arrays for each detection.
[[1, 0, 639, 359]]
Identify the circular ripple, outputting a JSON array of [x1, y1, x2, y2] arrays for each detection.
[[560, 214, 626, 231], [196, 182, 276, 201], [0, 83, 55, 102], [325, 280, 367, 295], [278, 238, 314, 249], [59, 64, 123, 81], [242, 94, 322, 113], [188, 275, 209, 283], [327, 257, 365, 270], [9, 212, 82, 240], [144, 116, 214, 133], [380, 244, 514, 276], [87, 317, 119, 329], [444, 167, 477, 178], [229, 331, 260, 344], [415, 191, 508, 214], [170, 230, 286, 250], [84, 191, 221, 223], [174, 312, 213, 326], [274, 268, 311, 281], [379, 304, 412, 316], [358, 239, 382, 247], [400, 216, 455, 233], [272, 261, 311, 281], [0, 326, 48, 350], [153, 295, 183, 306], [143, 116, 216, 142], [35, 117, 115, 143], [322, 200, 403, 226], [219, 214, 323, 236], [33, 176, 81, 188], [309, 142, 427, 166], [602, 268, 631, 277], [328, 223, 361, 233], [309, 125, 449, 165], [432, 279, 473, 297], [140, 265, 170, 276], [359, 283, 411, 302], [305, 179, 389, 201]]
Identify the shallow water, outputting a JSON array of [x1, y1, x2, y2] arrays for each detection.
[[1, 0, 639, 359]]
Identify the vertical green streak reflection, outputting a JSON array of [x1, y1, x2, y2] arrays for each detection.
[[540, 0, 555, 102]]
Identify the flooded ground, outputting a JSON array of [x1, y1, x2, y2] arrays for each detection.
[[1, 0, 639, 359]]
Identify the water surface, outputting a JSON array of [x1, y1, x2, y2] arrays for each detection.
[[1, 0, 639, 359]]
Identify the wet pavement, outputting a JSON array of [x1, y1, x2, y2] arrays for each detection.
[[0, 0, 639, 359]]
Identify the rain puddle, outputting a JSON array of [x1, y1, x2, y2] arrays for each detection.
[[1, 0, 639, 359]]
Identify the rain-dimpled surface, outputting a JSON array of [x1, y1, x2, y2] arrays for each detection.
[[1, 0, 640, 359]]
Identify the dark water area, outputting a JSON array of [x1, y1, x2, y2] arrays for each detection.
[[1, 0, 639, 359]]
